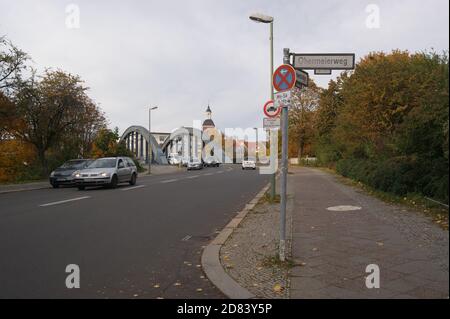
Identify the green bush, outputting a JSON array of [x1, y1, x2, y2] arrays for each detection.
[[336, 157, 448, 203]]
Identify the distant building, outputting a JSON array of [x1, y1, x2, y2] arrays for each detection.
[[202, 105, 215, 131]]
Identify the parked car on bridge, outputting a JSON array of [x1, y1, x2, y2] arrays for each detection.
[[167, 153, 181, 165], [181, 156, 190, 167], [242, 158, 256, 170], [49, 159, 93, 188], [187, 158, 203, 170], [74, 157, 137, 190], [204, 157, 220, 167]]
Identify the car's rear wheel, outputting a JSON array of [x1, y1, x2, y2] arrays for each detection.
[[78, 186, 85, 190], [52, 183, 59, 189], [129, 173, 137, 185], [110, 175, 118, 188]]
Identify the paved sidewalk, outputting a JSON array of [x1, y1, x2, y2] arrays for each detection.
[[219, 188, 293, 299], [289, 167, 449, 299]]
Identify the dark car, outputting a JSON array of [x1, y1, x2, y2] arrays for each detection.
[[49, 159, 93, 188]]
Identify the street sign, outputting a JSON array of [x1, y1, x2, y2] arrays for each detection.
[[293, 53, 355, 70], [314, 69, 332, 75], [263, 117, 280, 130], [263, 100, 280, 118], [295, 69, 309, 88], [273, 64, 297, 92], [274, 91, 291, 108]]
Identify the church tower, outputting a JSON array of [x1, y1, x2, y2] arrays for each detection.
[[202, 104, 215, 131]]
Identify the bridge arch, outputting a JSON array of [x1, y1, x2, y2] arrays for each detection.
[[120, 125, 168, 164], [161, 127, 203, 159]]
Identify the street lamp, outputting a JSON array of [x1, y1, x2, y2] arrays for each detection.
[[148, 106, 158, 175], [253, 127, 258, 162], [249, 13, 276, 199]]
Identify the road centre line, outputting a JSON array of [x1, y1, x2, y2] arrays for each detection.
[[161, 179, 178, 183], [121, 185, 146, 191], [39, 196, 91, 207]]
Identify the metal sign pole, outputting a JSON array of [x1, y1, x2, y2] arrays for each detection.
[[279, 48, 290, 262], [269, 21, 276, 201]]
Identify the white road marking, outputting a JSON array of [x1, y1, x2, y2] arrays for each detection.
[[217, 171, 224, 174], [327, 205, 362, 212], [204, 173, 214, 176], [121, 185, 146, 191], [161, 179, 178, 183], [186, 175, 199, 179], [39, 196, 90, 207], [181, 235, 192, 241]]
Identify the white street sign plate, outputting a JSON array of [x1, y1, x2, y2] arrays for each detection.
[[293, 53, 355, 70], [274, 90, 292, 108], [263, 117, 280, 129], [314, 69, 332, 75]]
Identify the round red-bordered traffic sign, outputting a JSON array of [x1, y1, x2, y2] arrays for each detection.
[[273, 64, 297, 92], [263, 100, 281, 118]]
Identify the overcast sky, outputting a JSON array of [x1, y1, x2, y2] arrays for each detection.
[[0, 0, 449, 135]]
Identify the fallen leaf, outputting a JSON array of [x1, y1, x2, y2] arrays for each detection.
[[196, 288, 203, 292], [153, 284, 160, 288], [174, 282, 182, 286], [273, 284, 283, 293]]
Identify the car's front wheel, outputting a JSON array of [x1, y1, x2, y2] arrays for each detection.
[[78, 186, 85, 190], [52, 183, 59, 189], [110, 175, 118, 188], [129, 173, 137, 185]]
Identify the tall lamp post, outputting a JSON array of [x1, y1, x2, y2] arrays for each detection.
[[148, 106, 158, 175], [249, 13, 276, 200], [253, 127, 258, 162]]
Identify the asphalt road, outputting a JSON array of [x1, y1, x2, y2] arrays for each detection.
[[0, 164, 269, 299]]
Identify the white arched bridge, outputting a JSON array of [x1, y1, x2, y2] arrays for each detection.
[[120, 126, 251, 165]]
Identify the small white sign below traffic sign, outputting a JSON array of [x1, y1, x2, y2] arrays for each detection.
[[263, 117, 280, 130], [274, 90, 292, 108]]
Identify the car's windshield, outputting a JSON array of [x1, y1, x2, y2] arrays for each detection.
[[88, 158, 116, 168], [60, 160, 88, 169]]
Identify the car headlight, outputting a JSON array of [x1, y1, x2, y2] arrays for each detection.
[[50, 171, 55, 177], [73, 171, 81, 178], [100, 172, 109, 177]]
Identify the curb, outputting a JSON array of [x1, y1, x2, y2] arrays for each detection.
[[0, 185, 50, 195], [201, 183, 270, 299]]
